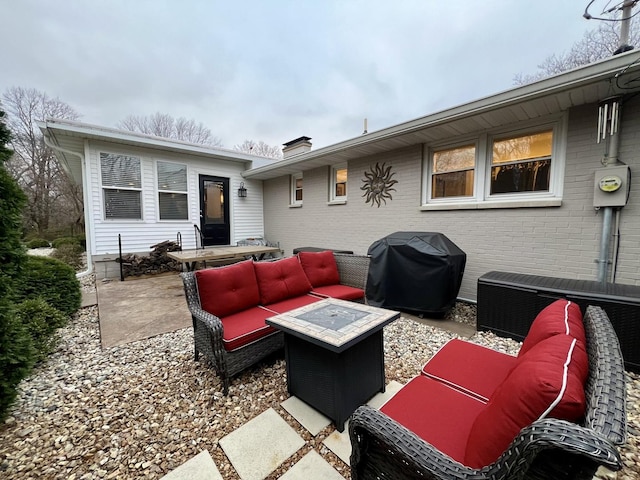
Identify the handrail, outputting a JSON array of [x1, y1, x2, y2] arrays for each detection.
[[176, 231, 182, 251], [193, 225, 205, 250]]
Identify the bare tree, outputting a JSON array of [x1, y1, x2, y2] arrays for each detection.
[[514, 15, 640, 85], [2, 87, 82, 236], [117, 112, 222, 146], [234, 140, 283, 159]]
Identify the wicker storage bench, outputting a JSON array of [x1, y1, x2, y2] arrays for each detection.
[[349, 301, 627, 479], [181, 252, 370, 394]]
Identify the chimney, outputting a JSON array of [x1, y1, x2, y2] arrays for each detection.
[[282, 136, 312, 158]]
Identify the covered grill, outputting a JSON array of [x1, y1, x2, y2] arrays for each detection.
[[366, 232, 466, 316]]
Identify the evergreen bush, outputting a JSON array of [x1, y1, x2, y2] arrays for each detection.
[[13, 256, 81, 316], [15, 299, 67, 364], [52, 236, 80, 248], [26, 238, 51, 249], [0, 108, 34, 422], [51, 243, 84, 270]]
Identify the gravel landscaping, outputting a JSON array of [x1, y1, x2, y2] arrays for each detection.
[[0, 273, 638, 479]]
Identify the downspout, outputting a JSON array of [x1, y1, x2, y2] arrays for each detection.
[[42, 133, 94, 278]]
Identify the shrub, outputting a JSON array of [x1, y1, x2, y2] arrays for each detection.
[[0, 301, 35, 422], [25, 238, 51, 249], [13, 256, 81, 316], [51, 243, 84, 270], [52, 236, 80, 248], [15, 299, 67, 364]]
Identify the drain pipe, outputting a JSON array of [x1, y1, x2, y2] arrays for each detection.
[[42, 133, 94, 278]]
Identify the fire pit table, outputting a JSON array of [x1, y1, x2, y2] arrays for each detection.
[[266, 298, 400, 431]]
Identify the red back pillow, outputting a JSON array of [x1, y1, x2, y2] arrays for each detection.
[[195, 260, 260, 318], [298, 251, 341, 287], [253, 256, 313, 305], [464, 334, 588, 468], [519, 299, 585, 357]]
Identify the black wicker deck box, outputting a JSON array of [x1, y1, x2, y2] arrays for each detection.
[[477, 270, 640, 372]]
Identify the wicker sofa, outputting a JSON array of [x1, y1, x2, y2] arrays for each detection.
[[349, 301, 627, 479], [181, 251, 370, 394]]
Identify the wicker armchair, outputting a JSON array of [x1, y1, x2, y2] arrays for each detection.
[[349, 305, 627, 480], [180, 253, 370, 395]]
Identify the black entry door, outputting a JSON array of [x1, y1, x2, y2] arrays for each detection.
[[199, 175, 230, 246]]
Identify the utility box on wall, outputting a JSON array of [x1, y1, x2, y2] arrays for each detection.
[[593, 165, 631, 207]]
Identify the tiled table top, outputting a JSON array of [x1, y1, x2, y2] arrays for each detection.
[[267, 298, 399, 352]]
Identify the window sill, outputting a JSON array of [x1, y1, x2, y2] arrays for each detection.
[[420, 198, 562, 211], [327, 200, 347, 206], [289, 203, 303, 208]]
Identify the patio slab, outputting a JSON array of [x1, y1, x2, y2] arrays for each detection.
[[219, 408, 305, 480], [279, 450, 345, 480], [322, 380, 404, 465], [160, 450, 222, 480], [281, 396, 331, 436], [96, 273, 190, 348]]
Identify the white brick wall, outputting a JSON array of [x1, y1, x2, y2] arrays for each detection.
[[264, 98, 640, 301]]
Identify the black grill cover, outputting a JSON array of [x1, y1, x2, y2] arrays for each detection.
[[366, 232, 466, 316]]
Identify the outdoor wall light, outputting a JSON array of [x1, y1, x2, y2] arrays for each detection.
[[238, 182, 247, 197]]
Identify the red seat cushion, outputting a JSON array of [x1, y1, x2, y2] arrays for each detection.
[[310, 285, 365, 301], [220, 306, 279, 351], [519, 299, 585, 357], [421, 339, 517, 402], [195, 260, 260, 318], [464, 334, 588, 468], [254, 257, 313, 305], [381, 375, 486, 465], [298, 251, 341, 287], [262, 294, 323, 315]]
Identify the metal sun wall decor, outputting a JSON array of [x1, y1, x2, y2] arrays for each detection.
[[361, 162, 398, 207]]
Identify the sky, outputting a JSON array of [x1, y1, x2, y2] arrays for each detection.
[[0, 1, 605, 151]]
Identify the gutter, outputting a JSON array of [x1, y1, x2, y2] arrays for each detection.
[[41, 130, 94, 278]]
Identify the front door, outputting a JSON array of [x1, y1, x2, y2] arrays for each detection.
[[199, 175, 230, 246]]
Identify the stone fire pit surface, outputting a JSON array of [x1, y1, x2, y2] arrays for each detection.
[[0, 275, 638, 479]]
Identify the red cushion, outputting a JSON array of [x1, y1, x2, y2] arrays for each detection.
[[310, 285, 365, 301], [298, 251, 341, 287], [262, 294, 323, 315], [464, 335, 588, 468], [195, 260, 260, 318], [254, 257, 313, 305], [421, 339, 517, 402], [221, 306, 278, 351], [519, 299, 585, 357], [381, 376, 486, 464]]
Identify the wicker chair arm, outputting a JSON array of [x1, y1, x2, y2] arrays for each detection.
[[334, 253, 370, 290], [189, 305, 224, 342], [486, 418, 623, 478], [349, 405, 487, 480]]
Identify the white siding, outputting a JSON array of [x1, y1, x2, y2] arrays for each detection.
[[263, 98, 640, 301], [86, 140, 265, 255]]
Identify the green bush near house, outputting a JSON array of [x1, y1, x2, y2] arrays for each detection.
[[25, 238, 51, 249], [52, 236, 80, 248], [15, 299, 67, 364], [13, 256, 81, 317], [51, 243, 84, 270]]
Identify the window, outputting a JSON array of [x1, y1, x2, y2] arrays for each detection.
[[432, 144, 475, 198], [100, 152, 142, 219], [291, 173, 303, 206], [490, 130, 552, 194], [157, 161, 188, 220], [424, 119, 564, 209], [330, 164, 347, 202]]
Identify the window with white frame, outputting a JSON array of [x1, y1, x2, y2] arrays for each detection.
[[157, 161, 188, 220], [330, 164, 347, 202], [424, 120, 563, 207], [291, 173, 303, 206], [100, 152, 142, 219]]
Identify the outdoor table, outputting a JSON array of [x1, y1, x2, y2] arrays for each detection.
[[266, 298, 400, 431], [166, 245, 281, 271]]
